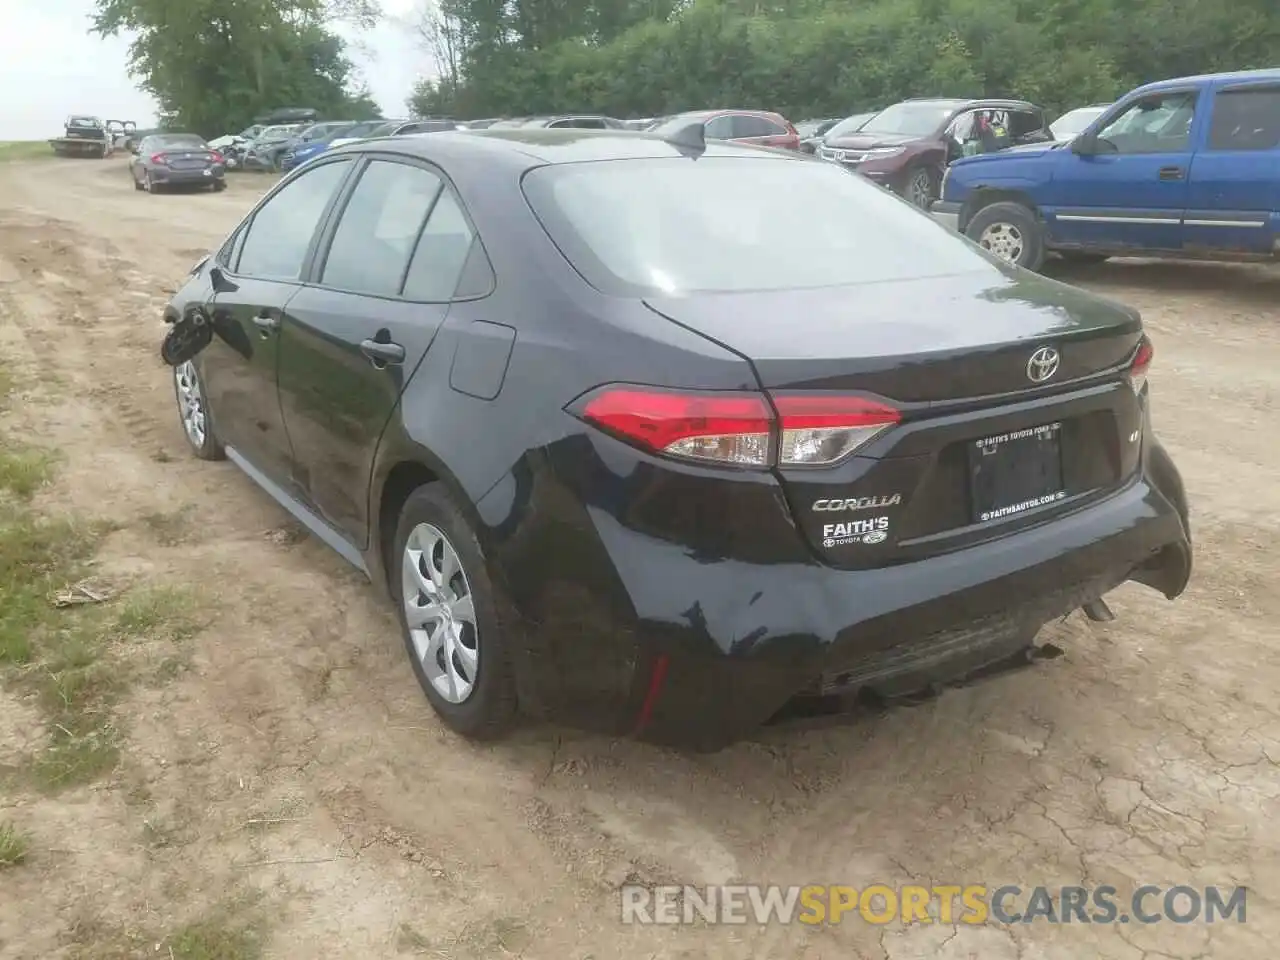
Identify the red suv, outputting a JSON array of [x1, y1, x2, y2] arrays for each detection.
[[649, 110, 800, 151]]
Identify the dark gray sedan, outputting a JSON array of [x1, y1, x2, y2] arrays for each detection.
[[130, 134, 227, 193]]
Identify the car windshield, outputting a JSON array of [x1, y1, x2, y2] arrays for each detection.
[[824, 112, 877, 139], [1050, 106, 1108, 140], [321, 124, 358, 141], [860, 102, 958, 137], [151, 135, 206, 149], [523, 156, 997, 296], [364, 122, 399, 138]]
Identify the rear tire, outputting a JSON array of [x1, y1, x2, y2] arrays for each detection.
[[965, 201, 1045, 271], [392, 483, 518, 740], [212, 179, 227, 192]]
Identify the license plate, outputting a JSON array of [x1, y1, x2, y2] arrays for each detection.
[[967, 422, 1066, 523]]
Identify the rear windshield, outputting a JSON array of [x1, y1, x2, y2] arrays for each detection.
[[522, 157, 996, 296], [152, 135, 206, 148]]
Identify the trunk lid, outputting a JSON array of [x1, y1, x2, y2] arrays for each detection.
[[643, 269, 1146, 567]]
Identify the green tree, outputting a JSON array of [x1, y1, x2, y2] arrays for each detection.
[[92, 0, 383, 136]]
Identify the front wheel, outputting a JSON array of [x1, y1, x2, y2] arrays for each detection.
[[172, 359, 224, 460], [393, 484, 518, 739], [965, 201, 1046, 271], [904, 166, 938, 209]]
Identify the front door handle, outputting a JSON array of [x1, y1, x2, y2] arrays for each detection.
[[360, 338, 405, 366], [253, 311, 279, 336], [1158, 166, 1185, 181]]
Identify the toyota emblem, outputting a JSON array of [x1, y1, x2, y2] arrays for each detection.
[[1026, 346, 1060, 383]]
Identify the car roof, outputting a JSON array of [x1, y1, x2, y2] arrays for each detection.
[[1137, 68, 1280, 92], [901, 97, 1040, 111], [325, 128, 804, 173]]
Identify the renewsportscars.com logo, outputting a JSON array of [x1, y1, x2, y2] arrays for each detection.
[[620, 883, 1248, 926]]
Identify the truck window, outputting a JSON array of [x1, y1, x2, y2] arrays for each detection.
[[1096, 92, 1198, 153], [1207, 87, 1280, 151]]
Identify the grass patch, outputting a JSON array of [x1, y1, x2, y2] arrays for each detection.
[[65, 905, 264, 960], [167, 916, 263, 960], [0, 442, 56, 499], [0, 141, 52, 162], [113, 584, 205, 642], [0, 821, 30, 867]]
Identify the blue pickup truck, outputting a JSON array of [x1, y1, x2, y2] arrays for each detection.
[[931, 69, 1280, 271]]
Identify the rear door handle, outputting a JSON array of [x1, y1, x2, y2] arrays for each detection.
[[360, 338, 405, 366], [1158, 166, 1185, 181], [253, 311, 279, 335]]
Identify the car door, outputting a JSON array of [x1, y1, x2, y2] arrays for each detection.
[[199, 158, 354, 487], [1046, 89, 1200, 252], [278, 155, 491, 546], [1183, 81, 1280, 255]]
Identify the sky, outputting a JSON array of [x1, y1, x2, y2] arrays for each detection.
[[0, 0, 431, 140]]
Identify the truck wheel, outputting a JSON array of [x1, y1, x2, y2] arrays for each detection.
[[965, 201, 1045, 271]]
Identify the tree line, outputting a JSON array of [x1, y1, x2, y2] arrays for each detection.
[[92, 0, 383, 136], [410, 0, 1280, 121]]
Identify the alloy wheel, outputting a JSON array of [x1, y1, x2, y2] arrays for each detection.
[[977, 222, 1025, 264], [174, 360, 206, 447], [402, 522, 479, 704], [907, 169, 933, 208]]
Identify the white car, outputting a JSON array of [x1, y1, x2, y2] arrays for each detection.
[[1049, 103, 1112, 142]]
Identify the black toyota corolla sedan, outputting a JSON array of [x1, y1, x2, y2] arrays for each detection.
[[162, 128, 1191, 750]]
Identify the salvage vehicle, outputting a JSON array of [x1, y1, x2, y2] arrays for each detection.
[[160, 126, 1191, 750], [932, 69, 1280, 270], [49, 115, 113, 158], [820, 98, 1052, 208], [130, 133, 226, 192]]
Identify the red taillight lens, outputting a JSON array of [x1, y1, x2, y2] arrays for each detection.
[[577, 387, 773, 466], [209, 151, 224, 163], [150, 152, 167, 164], [571, 386, 901, 467], [772, 393, 901, 466], [1128, 336, 1154, 395]]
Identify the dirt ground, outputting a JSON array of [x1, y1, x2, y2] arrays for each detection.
[[0, 155, 1276, 960]]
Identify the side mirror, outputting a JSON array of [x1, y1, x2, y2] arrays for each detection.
[[1071, 134, 1097, 156], [209, 265, 239, 294]]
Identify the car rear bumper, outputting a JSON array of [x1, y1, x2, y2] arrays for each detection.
[[153, 167, 225, 184], [496, 437, 1191, 750], [932, 200, 962, 232]]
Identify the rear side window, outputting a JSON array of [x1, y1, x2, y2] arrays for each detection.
[[402, 191, 481, 301], [523, 156, 997, 296], [237, 160, 351, 280], [1207, 87, 1280, 151], [321, 159, 444, 296]]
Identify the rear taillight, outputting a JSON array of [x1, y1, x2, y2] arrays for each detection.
[[209, 151, 224, 163], [150, 152, 167, 164], [1128, 336, 1154, 395], [577, 387, 773, 466], [571, 386, 900, 468], [773, 394, 901, 466]]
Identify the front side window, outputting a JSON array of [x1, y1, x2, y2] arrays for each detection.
[[704, 115, 735, 139], [523, 156, 999, 297], [1207, 87, 1280, 151], [1096, 93, 1198, 153], [236, 160, 352, 281], [321, 160, 445, 296]]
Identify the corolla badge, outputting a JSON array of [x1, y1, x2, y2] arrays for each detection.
[[1026, 346, 1060, 383]]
